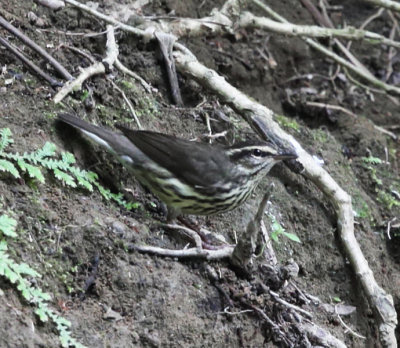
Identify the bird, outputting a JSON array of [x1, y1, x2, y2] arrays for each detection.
[[58, 113, 297, 221]]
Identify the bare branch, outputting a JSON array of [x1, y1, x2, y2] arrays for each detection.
[[0, 15, 72, 80]]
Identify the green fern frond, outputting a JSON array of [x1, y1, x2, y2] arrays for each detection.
[[0, 214, 86, 348], [74, 174, 93, 191], [17, 159, 45, 183], [0, 159, 20, 178], [0, 128, 13, 151], [53, 168, 77, 187], [0, 128, 137, 210], [361, 156, 382, 165], [61, 151, 76, 165], [0, 214, 18, 237], [35, 142, 57, 159]]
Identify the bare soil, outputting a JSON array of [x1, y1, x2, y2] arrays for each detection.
[[0, 0, 399, 347]]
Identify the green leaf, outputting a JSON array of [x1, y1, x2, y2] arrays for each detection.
[[26, 164, 45, 183], [17, 282, 32, 300], [268, 214, 300, 243], [53, 169, 77, 187], [361, 156, 382, 165], [75, 175, 93, 191], [0, 240, 8, 251], [80, 89, 89, 102], [36, 142, 57, 158], [61, 152, 76, 165], [0, 215, 18, 237], [0, 159, 20, 178], [282, 231, 301, 243], [17, 160, 45, 183], [5, 267, 18, 283], [0, 128, 13, 151], [35, 307, 49, 322], [55, 316, 72, 327], [15, 262, 40, 277], [270, 232, 279, 243]]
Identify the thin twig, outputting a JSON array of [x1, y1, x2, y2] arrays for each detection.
[[269, 290, 313, 319], [373, 125, 397, 140], [129, 244, 234, 259], [306, 101, 358, 118], [335, 305, 366, 339], [107, 78, 142, 129], [0, 15, 72, 80], [56, 43, 96, 63], [155, 31, 183, 105], [53, 62, 105, 103], [0, 36, 62, 87], [115, 58, 153, 93], [231, 184, 274, 267], [251, 0, 400, 95]]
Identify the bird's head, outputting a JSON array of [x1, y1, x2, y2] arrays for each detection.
[[227, 141, 297, 178]]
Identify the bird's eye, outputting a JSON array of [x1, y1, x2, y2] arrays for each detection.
[[252, 149, 263, 157]]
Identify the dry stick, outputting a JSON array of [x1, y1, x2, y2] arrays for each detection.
[[373, 124, 398, 140], [0, 36, 61, 87], [299, 322, 347, 348], [335, 305, 366, 339], [260, 219, 278, 265], [306, 101, 358, 118], [102, 25, 119, 70], [363, 0, 400, 12], [231, 184, 274, 268], [300, 0, 373, 78], [38, 27, 110, 37], [307, 101, 398, 140], [346, 7, 384, 56], [130, 244, 234, 260], [269, 289, 313, 319], [173, 50, 397, 348], [239, 11, 400, 49], [58, 3, 153, 97], [34, 0, 65, 11], [130, 222, 233, 259], [57, 44, 96, 63], [64, 0, 145, 36], [236, 297, 293, 346], [53, 62, 105, 103], [107, 78, 142, 129], [53, 25, 118, 103], [385, 11, 399, 82], [114, 59, 153, 93], [251, 0, 400, 95], [0, 15, 72, 81], [155, 31, 183, 105]]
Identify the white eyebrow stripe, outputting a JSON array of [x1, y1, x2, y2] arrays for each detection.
[[227, 146, 278, 155]]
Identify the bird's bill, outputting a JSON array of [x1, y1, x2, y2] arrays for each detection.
[[273, 153, 298, 161]]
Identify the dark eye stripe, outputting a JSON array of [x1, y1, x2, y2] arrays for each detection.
[[252, 149, 269, 157], [229, 149, 272, 161]]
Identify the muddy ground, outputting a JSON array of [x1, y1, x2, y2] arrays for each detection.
[[0, 0, 399, 347]]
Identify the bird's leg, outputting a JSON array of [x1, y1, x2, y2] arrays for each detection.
[[166, 206, 179, 224], [175, 216, 230, 250], [161, 207, 230, 250]]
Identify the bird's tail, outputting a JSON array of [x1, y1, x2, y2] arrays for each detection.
[[58, 113, 127, 152]]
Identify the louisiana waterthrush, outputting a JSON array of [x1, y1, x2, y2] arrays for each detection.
[[58, 113, 297, 219]]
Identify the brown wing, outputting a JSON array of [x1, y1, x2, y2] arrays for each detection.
[[117, 126, 233, 188]]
